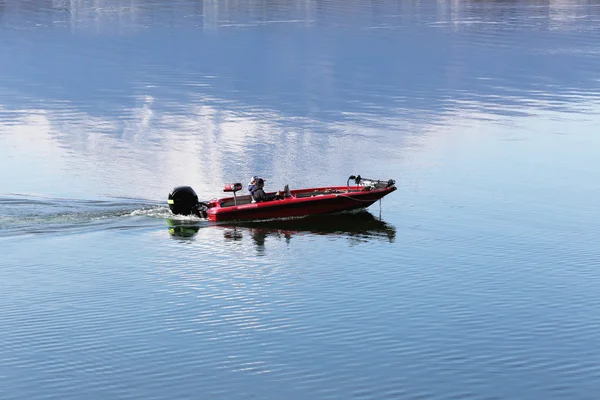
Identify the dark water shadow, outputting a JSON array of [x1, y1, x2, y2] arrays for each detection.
[[166, 210, 396, 247]]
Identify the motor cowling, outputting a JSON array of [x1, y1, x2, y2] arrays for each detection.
[[168, 186, 199, 216]]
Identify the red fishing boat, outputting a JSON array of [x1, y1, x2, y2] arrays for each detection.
[[168, 175, 396, 222]]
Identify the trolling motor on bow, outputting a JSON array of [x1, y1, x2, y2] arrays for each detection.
[[168, 186, 211, 218], [347, 175, 396, 191]]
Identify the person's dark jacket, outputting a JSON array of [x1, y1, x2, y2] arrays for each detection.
[[252, 188, 277, 202]]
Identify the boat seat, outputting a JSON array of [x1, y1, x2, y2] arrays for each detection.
[[284, 184, 293, 198]]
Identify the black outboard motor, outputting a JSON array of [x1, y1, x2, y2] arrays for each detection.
[[168, 186, 205, 217]]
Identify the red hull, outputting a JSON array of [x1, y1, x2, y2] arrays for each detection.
[[206, 185, 396, 221]]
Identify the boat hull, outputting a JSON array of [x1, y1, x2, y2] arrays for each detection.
[[206, 185, 396, 221]]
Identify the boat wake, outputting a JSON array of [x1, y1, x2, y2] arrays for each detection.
[[0, 194, 170, 238]]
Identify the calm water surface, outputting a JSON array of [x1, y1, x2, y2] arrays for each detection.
[[2, 1, 600, 399]]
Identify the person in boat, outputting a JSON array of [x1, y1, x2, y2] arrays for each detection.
[[248, 176, 259, 197], [252, 178, 284, 202]]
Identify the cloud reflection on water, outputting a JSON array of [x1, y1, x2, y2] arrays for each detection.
[[1, 0, 600, 202]]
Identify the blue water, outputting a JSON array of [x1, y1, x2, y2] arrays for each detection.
[[2, 1, 600, 399]]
